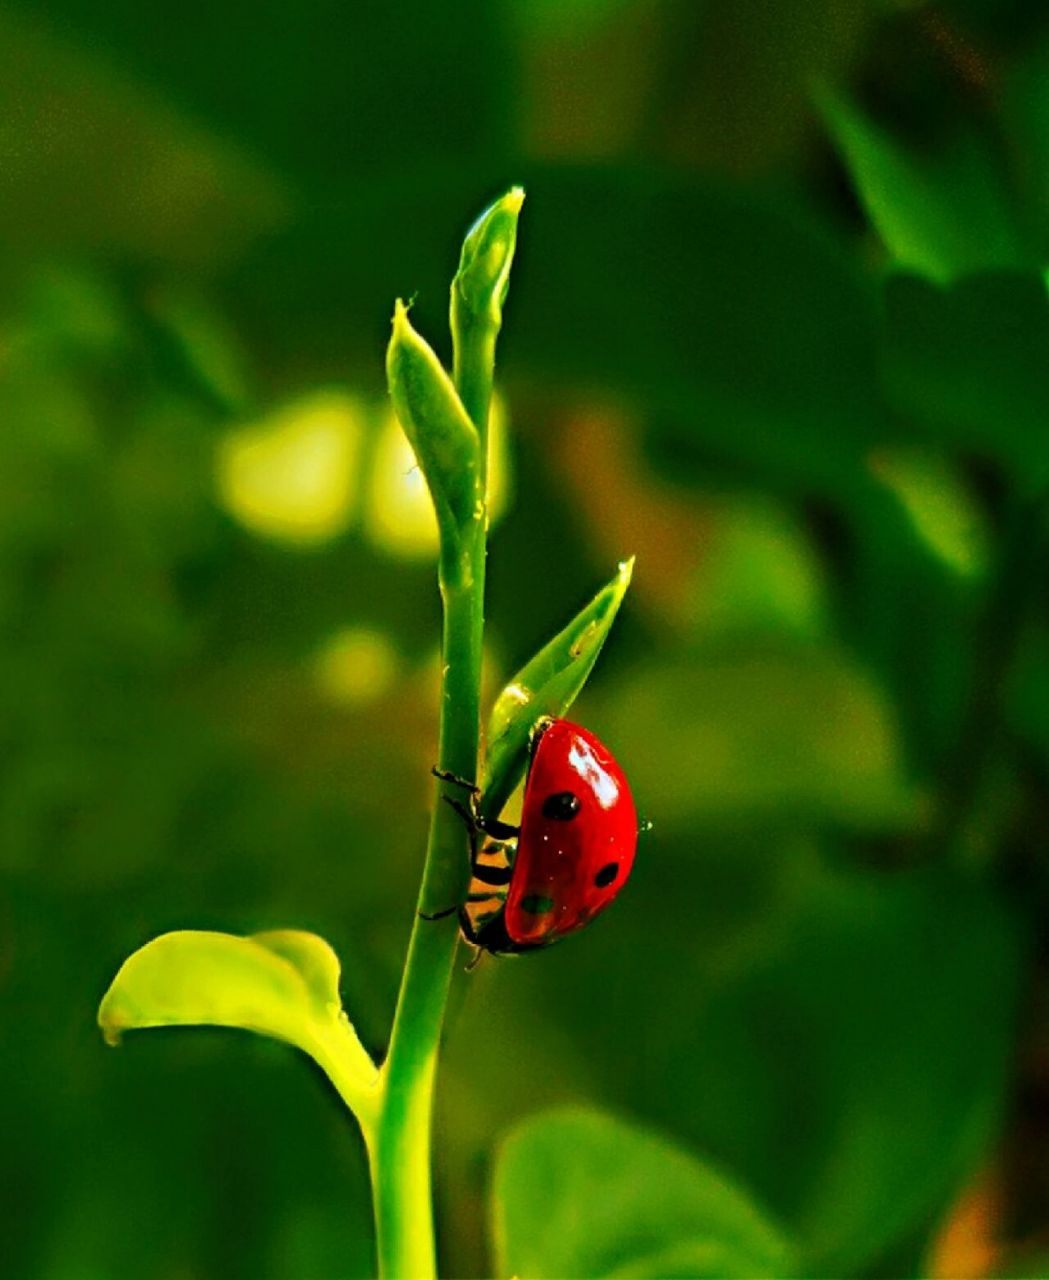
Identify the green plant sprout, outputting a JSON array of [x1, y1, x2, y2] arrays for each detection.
[[97, 190, 634, 1280]]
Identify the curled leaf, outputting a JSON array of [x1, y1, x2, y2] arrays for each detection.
[[387, 300, 481, 541], [482, 557, 633, 819], [98, 929, 380, 1125]]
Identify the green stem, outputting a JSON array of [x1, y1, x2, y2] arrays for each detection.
[[367, 189, 519, 1279], [308, 1023, 383, 1143], [453, 320, 496, 485], [370, 531, 485, 1280]]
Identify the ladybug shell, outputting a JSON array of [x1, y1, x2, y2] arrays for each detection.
[[503, 719, 637, 948]]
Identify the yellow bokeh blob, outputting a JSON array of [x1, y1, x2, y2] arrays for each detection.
[[363, 392, 512, 558], [312, 626, 400, 706], [216, 389, 365, 545]]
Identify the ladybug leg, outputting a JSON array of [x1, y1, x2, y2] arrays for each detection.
[[416, 799, 480, 926], [431, 767, 515, 842], [452, 908, 487, 967], [418, 904, 458, 922], [431, 766, 479, 794], [477, 815, 519, 842]]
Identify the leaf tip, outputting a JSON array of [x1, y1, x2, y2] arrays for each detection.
[[390, 296, 411, 333], [503, 185, 526, 215], [387, 298, 425, 387]]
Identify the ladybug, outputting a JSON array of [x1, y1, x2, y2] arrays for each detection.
[[432, 717, 638, 954]]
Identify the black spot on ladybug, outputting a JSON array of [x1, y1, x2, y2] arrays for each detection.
[[594, 862, 618, 888], [542, 791, 581, 821], [520, 894, 555, 914]]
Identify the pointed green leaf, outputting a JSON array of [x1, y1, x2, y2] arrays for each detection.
[[98, 930, 380, 1124], [817, 85, 1025, 283], [481, 557, 632, 819], [386, 299, 481, 540], [491, 1107, 795, 1280]]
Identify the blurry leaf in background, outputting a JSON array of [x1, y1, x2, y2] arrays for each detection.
[[817, 85, 1027, 282], [509, 0, 638, 40], [600, 646, 916, 831], [512, 0, 666, 162], [512, 0, 876, 176], [686, 497, 828, 642], [664, 866, 1024, 1274], [655, 0, 875, 177], [924, 1167, 1002, 1280], [509, 168, 889, 498], [216, 390, 366, 546], [1000, 34, 1049, 265], [0, 7, 288, 264], [880, 271, 1049, 488], [491, 1107, 795, 1280], [145, 285, 255, 415], [20, 0, 512, 188], [868, 447, 989, 579]]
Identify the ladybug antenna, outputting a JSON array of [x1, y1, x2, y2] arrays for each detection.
[[638, 816, 654, 837]]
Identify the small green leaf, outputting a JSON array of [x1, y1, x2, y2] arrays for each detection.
[[386, 299, 481, 541], [482, 556, 633, 819], [452, 186, 525, 332], [817, 85, 1025, 283], [491, 1107, 795, 1279], [98, 930, 380, 1125]]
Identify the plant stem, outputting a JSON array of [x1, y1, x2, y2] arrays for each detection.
[[368, 189, 519, 1279], [370, 532, 485, 1279], [454, 323, 495, 485]]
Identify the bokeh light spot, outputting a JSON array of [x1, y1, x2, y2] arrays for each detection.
[[312, 627, 399, 706], [217, 389, 364, 545]]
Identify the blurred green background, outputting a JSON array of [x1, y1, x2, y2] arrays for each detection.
[[6, 0, 1049, 1275]]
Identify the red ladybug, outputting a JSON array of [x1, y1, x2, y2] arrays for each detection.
[[435, 718, 638, 954]]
